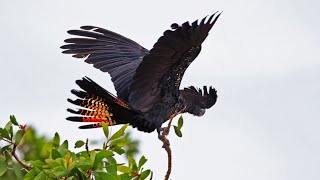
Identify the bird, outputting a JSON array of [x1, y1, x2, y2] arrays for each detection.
[[61, 12, 220, 133]]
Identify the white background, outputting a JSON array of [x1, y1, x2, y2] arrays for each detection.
[[1, 0, 319, 179]]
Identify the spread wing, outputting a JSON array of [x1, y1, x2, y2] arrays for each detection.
[[180, 86, 217, 109], [129, 12, 221, 112], [61, 26, 149, 102]]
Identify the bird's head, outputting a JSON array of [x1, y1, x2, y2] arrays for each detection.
[[180, 86, 217, 117]]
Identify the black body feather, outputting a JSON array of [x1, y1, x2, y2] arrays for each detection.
[[62, 13, 220, 132]]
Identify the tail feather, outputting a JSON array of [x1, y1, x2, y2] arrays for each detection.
[[79, 123, 103, 129], [67, 108, 111, 117], [67, 116, 111, 123], [67, 77, 136, 128], [67, 98, 108, 111]]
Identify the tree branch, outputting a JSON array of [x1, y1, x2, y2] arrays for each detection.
[[85, 138, 90, 157], [158, 108, 186, 180], [2, 138, 14, 144], [11, 143, 32, 171], [158, 115, 175, 180], [160, 133, 172, 180], [3, 125, 32, 171]]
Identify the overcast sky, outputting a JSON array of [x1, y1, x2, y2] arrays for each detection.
[[1, 0, 319, 179]]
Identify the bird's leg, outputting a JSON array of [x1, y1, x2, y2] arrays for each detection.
[[157, 113, 177, 139]]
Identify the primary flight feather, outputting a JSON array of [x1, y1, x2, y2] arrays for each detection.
[[61, 12, 221, 132]]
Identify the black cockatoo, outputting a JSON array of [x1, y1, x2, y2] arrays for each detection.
[[61, 12, 220, 133]]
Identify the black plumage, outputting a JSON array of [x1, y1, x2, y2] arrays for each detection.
[[62, 13, 220, 132]]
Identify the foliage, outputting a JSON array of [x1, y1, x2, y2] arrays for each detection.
[[173, 116, 184, 138], [0, 116, 154, 180]]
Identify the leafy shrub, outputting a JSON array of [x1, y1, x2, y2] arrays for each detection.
[[0, 116, 152, 180]]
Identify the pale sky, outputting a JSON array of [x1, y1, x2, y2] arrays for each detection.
[[1, 0, 319, 179]]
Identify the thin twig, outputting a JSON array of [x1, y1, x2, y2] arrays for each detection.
[[2, 138, 14, 144], [1, 125, 32, 170], [85, 138, 90, 157], [11, 144, 32, 170]]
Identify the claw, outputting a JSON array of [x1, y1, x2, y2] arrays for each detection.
[[157, 127, 164, 139]]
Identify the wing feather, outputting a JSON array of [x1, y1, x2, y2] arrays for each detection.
[[129, 12, 221, 112], [61, 26, 149, 101]]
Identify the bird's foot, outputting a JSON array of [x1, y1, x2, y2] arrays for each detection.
[[157, 127, 170, 140]]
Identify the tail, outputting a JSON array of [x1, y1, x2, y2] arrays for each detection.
[[67, 77, 139, 129]]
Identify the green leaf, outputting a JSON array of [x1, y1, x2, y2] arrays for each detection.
[[51, 149, 62, 159], [89, 151, 97, 166], [70, 167, 87, 179], [12, 163, 23, 180], [109, 138, 127, 149], [64, 152, 75, 171], [45, 159, 60, 168], [178, 116, 183, 129], [102, 122, 109, 139], [94, 171, 115, 180], [94, 150, 114, 169], [10, 115, 19, 126], [34, 171, 46, 180], [105, 157, 117, 176], [58, 140, 69, 156], [1, 145, 10, 152], [138, 156, 147, 169], [113, 148, 125, 155], [4, 151, 13, 165], [76, 150, 89, 158], [77, 164, 92, 172], [0, 156, 5, 161], [5, 121, 12, 131], [9, 126, 13, 140], [173, 126, 182, 137], [52, 166, 67, 178], [55, 158, 65, 166], [4, 121, 13, 140], [76, 158, 92, 171], [127, 155, 138, 171], [60, 140, 69, 149], [53, 132, 60, 147], [119, 173, 132, 180], [0, 128, 10, 140], [24, 169, 37, 180], [149, 171, 153, 180], [117, 165, 131, 173], [29, 160, 44, 168], [74, 140, 85, 148], [0, 160, 7, 176], [110, 124, 129, 140], [33, 167, 42, 174], [107, 156, 117, 165], [140, 169, 151, 180], [15, 129, 23, 145]]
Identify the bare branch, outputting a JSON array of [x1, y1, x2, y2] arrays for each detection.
[[11, 143, 32, 170], [158, 108, 185, 180], [2, 138, 14, 145], [158, 116, 174, 180], [85, 138, 90, 157]]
